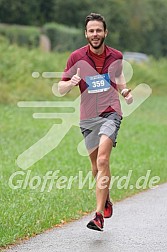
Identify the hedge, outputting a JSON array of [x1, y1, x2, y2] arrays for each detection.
[[0, 23, 40, 48], [0, 22, 85, 52], [42, 22, 85, 52]]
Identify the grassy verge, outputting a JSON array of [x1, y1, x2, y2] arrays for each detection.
[[0, 39, 167, 105], [1, 95, 167, 247]]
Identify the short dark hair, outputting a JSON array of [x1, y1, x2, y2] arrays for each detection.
[[85, 13, 107, 31]]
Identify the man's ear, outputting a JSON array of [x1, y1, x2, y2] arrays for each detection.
[[105, 29, 108, 37], [85, 31, 87, 38]]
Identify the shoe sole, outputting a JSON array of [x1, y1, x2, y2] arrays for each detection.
[[87, 221, 103, 232]]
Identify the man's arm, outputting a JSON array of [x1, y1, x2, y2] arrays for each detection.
[[58, 68, 81, 95]]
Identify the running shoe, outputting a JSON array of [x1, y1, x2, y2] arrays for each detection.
[[104, 200, 113, 218], [87, 212, 104, 231]]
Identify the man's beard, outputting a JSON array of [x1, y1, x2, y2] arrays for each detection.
[[87, 36, 105, 49]]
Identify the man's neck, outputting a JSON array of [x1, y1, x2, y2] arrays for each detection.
[[89, 44, 105, 55]]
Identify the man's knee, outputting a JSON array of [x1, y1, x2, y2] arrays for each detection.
[[97, 157, 109, 170]]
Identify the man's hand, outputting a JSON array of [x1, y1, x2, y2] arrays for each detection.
[[121, 88, 133, 104], [71, 68, 81, 86]]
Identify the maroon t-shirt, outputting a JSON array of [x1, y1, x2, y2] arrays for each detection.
[[61, 45, 123, 120], [89, 48, 106, 74]]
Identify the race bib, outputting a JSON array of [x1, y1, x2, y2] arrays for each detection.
[[86, 73, 111, 93]]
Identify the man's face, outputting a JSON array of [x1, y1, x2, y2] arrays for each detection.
[[85, 20, 108, 49]]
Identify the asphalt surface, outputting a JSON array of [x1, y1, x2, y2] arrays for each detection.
[[5, 183, 167, 252]]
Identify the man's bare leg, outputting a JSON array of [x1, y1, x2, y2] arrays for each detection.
[[88, 148, 98, 178], [95, 135, 113, 213], [88, 141, 111, 212]]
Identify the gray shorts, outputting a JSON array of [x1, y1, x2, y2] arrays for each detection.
[[80, 112, 122, 150]]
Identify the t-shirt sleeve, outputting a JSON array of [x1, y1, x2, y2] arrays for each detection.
[[61, 53, 77, 81], [115, 53, 123, 77]]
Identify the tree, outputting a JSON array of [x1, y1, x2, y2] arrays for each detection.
[[0, 0, 55, 26], [0, 0, 167, 56]]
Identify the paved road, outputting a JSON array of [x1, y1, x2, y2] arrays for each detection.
[[5, 183, 167, 252]]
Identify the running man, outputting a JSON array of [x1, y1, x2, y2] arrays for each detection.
[[58, 13, 133, 231]]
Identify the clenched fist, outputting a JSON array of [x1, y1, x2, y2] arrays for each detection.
[[121, 88, 133, 104]]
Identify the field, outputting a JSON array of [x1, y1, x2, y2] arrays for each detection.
[[0, 40, 167, 248]]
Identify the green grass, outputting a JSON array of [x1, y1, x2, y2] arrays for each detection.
[[0, 38, 167, 105], [1, 95, 167, 247], [0, 38, 80, 104], [0, 40, 167, 248]]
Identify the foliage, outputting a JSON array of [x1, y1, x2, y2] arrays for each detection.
[[0, 0, 167, 57], [42, 22, 85, 52], [0, 23, 40, 48], [0, 40, 73, 104], [0, 0, 55, 25], [0, 40, 166, 105]]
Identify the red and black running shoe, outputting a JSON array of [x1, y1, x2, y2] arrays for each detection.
[[104, 200, 113, 218], [87, 212, 104, 231]]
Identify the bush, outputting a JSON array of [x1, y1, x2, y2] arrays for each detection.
[[0, 23, 40, 48], [42, 22, 85, 52], [0, 22, 85, 52]]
